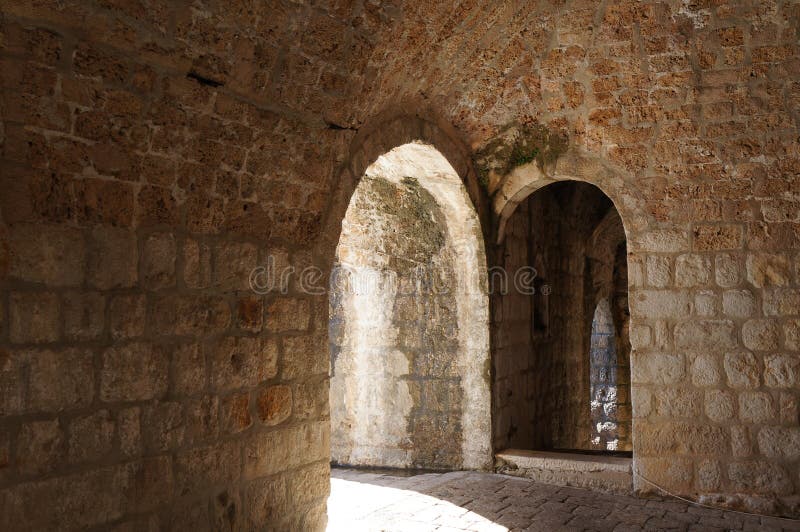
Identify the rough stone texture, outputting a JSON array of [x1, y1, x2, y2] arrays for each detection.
[[330, 144, 491, 471], [0, 0, 799, 527], [330, 468, 799, 531], [493, 182, 632, 454]]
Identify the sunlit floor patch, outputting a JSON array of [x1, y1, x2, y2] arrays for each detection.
[[328, 470, 508, 531], [327, 467, 798, 531]]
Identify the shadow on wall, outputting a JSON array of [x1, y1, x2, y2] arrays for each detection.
[[328, 142, 491, 471]]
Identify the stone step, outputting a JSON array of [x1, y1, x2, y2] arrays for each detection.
[[495, 449, 633, 495]]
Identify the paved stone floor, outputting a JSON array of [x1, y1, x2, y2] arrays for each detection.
[[327, 468, 800, 531]]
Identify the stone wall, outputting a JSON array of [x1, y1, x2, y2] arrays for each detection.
[[493, 181, 630, 453], [330, 143, 491, 471], [0, 3, 335, 529], [1, 0, 799, 525]]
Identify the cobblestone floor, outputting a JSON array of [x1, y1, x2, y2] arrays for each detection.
[[328, 468, 800, 531]]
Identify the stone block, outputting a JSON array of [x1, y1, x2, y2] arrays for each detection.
[[764, 354, 799, 389], [213, 241, 258, 291], [211, 336, 278, 391], [722, 290, 755, 318], [674, 320, 736, 350], [244, 475, 286, 526], [68, 409, 115, 464], [724, 351, 760, 389], [236, 296, 264, 332], [1, 348, 94, 415], [142, 401, 184, 452], [9, 291, 60, 343], [654, 388, 701, 418], [89, 226, 138, 290], [786, 319, 800, 351], [757, 427, 800, 459], [715, 253, 740, 287], [705, 390, 735, 423], [8, 224, 85, 286], [746, 253, 791, 288], [635, 229, 689, 252], [763, 288, 800, 316], [741, 319, 780, 351], [690, 353, 720, 387], [17, 419, 65, 475], [150, 295, 231, 336], [631, 352, 684, 384], [693, 224, 743, 251], [738, 391, 775, 423], [281, 335, 329, 379], [694, 290, 717, 317], [172, 342, 206, 396], [183, 238, 212, 289], [118, 407, 141, 458], [675, 254, 711, 287], [221, 393, 252, 434], [257, 384, 292, 426], [63, 291, 105, 341], [286, 462, 329, 507], [266, 298, 311, 332], [645, 256, 671, 287], [728, 461, 793, 495], [630, 290, 690, 319], [109, 294, 146, 339], [100, 342, 168, 402], [175, 441, 240, 496], [141, 232, 176, 289]]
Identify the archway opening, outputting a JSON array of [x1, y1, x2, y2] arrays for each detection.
[[492, 180, 632, 469], [329, 142, 491, 471]]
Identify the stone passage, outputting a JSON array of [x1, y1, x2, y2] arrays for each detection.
[[329, 143, 491, 471], [492, 181, 631, 453], [328, 468, 799, 531]]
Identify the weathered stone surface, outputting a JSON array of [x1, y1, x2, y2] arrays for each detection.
[[690, 353, 721, 387], [729, 461, 793, 496], [63, 291, 105, 341], [88, 226, 138, 290], [150, 295, 231, 336], [675, 320, 736, 351], [705, 390, 735, 423], [213, 241, 258, 291], [68, 410, 115, 464], [764, 354, 799, 389], [109, 294, 146, 339], [17, 419, 65, 475], [747, 254, 791, 288], [211, 336, 278, 391], [1, 348, 94, 415], [266, 298, 311, 332], [172, 342, 205, 396], [100, 343, 169, 402], [7, 224, 85, 286], [630, 290, 690, 319], [9, 291, 60, 343], [141, 232, 176, 290], [742, 320, 781, 351], [758, 427, 800, 459], [738, 392, 776, 424], [631, 352, 684, 384], [675, 254, 711, 287], [724, 351, 761, 389], [257, 385, 292, 426], [722, 290, 755, 318]]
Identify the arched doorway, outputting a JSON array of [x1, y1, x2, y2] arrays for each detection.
[[492, 180, 632, 472], [329, 142, 491, 471]]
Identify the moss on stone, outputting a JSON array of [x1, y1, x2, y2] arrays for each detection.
[[473, 121, 569, 189]]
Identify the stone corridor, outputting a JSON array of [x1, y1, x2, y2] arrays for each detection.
[[328, 468, 800, 531]]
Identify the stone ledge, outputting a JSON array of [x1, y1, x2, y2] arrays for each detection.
[[495, 449, 632, 494]]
